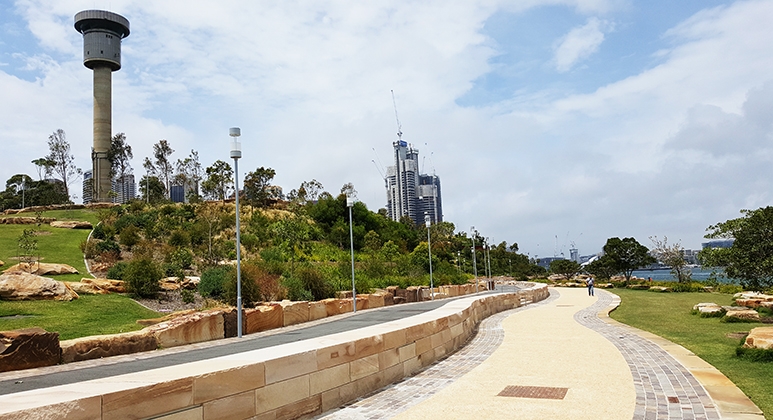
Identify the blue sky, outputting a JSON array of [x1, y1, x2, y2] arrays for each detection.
[[1, 0, 772, 258]]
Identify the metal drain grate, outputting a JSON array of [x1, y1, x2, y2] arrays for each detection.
[[497, 386, 568, 400]]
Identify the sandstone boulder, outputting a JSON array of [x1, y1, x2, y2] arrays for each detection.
[[649, 286, 672, 292], [244, 304, 283, 334], [743, 327, 773, 350], [136, 309, 197, 326], [4, 262, 79, 276], [81, 278, 126, 293], [337, 290, 353, 299], [368, 293, 386, 308], [145, 310, 225, 348], [0, 217, 55, 224], [724, 309, 761, 322], [382, 292, 394, 306], [735, 298, 765, 308], [60, 330, 158, 363], [0, 328, 61, 373], [393, 296, 406, 305], [278, 300, 310, 326], [694, 302, 724, 316], [159, 276, 198, 291], [627, 284, 650, 290], [308, 301, 327, 321], [0, 272, 78, 301], [50, 220, 93, 229], [64, 281, 109, 295]]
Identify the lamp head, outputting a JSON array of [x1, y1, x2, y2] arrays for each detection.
[[229, 127, 242, 159], [346, 194, 354, 207]]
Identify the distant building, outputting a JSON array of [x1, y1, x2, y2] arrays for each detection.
[[82, 170, 93, 204], [536, 256, 565, 269], [385, 140, 443, 226], [114, 174, 136, 204], [170, 181, 197, 203]]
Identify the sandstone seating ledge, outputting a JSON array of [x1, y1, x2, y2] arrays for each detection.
[[0, 283, 548, 420]]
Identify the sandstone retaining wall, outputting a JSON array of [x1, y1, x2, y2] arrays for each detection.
[[0, 284, 548, 419]]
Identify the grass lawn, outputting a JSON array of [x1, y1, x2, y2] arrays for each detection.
[[608, 289, 773, 418], [0, 224, 91, 282], [4, 209, 99, 225], [0, 294, 162, 340]]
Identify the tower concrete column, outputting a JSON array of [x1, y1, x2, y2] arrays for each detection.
[[93, 66, 112, 202]]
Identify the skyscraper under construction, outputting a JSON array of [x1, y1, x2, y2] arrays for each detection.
[[385, 139, 442, 226]]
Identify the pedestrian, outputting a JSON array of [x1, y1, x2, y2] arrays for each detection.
[[587, 276, 594, 296]]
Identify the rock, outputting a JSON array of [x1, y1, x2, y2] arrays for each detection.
[[393, 296, 406, 304], [309, 301, 327, 321], [760, 301, 773, 310], [598, 283, 615, 289], [159, 276, 198, 291], [0, 272, 78, 301], [50, 220, 93, 229], [404, 287, 420, 303], [221, 308, 238, 338], [382, 292, 394, 306], [322, 298, 353, 316], [353, 295, 368, 310], [694, 302, 724, 316], [278, 300, 310, 326], [627, 284, 650, 290], [0, 217, 55, 224], [368, 293, 385, 308], [744, 327, 773, 350], [724, 309, 761, 322], [64, 281, 109, 295], [145, 310, 225, 348], [3, 262, 79, 276], [0, 260, 3, 266], [136, 310, 197, 326], [60, 330, 158, 363], [81, 278, 126, 293], [649, 286, 672, 292], [245, 304, 283, 334], [0, 328, 61, 373]]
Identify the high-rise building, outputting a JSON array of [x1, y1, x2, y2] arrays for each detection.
[[385, 140, 443, 226], [114, 174, 136, 204], [82, 170, 93, 204]]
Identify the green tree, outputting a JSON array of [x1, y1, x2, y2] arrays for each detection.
[[31, 158, 55, 181], [603, 237, 656, 285], [550, 259, 581, 281], [46, 129, 80, 200], [243, 167, 278, 207], [585, 255, 619, 281], [649, 236, 692, 283], [201, 160, 233, 202], [174, 150, 202, 201], [139, 175, 166, 204], [153, 139, 175, 199], [701, 206, 773, 290]]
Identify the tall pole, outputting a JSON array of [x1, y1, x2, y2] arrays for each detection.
[[486, 238, 492, 278], [229, 127, 243, 338], [347, 195, 356, 312], [471, 227, 478, 293], [426, 215, 433, 300]]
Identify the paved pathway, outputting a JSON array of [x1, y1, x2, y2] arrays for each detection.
[[318, 288, 759, 420]]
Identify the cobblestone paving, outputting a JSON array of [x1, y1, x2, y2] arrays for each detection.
[[575, 291, 720, 420], [316, 292, 559, 419]]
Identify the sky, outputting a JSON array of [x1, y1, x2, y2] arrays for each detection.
[[2, 0, 772, 259]]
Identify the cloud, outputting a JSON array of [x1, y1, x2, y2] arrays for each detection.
[[552, 17, 607, 72]]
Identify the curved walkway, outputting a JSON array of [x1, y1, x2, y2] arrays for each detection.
[[317, 288, 763, 420]]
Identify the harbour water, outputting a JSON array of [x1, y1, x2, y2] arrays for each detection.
[[631, 268, 735, 283]]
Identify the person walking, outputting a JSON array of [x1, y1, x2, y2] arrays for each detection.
[[587, 276, 594, 296]]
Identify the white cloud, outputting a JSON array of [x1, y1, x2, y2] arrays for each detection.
[[552, 17, 607, 72]]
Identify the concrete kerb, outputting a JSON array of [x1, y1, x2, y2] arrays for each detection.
[[0, 284, 549, 419], [598, 292, 765, 420]]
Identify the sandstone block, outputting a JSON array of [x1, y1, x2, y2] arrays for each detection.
[[404, 287, 419, 302], [309, 301, 327, 321], [337, 290, 353, 299], [0, 327, 60, 372], [385, 286, 399, 296], [4, 262, 79, 276], [725, 309, 761, 322], [64, 281, 109, 295], [279, 300, 310, 326], [368, 293, 385, 308], [82, 278, 126, 293], [60, 330, 158, 363], [354, 295, 368, 311], [137, 310, 197, 326], [147, 310, 225, 348], [736, 298, 764, 308], [245, 304, 283, 334], [393, 296, 406, 304], [0, 271, 78, 301], [382, 292, 394, 306], [744, 327, 773, 350], [323, 298, 352, 316], [50, 220, 93, 229]]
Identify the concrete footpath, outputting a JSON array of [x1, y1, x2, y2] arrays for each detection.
[[320, 288, 764, 420]]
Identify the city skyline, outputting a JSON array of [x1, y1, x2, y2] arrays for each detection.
[[1, 0, 772, 257]]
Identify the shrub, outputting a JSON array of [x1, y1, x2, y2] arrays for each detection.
[[80, 239, 97, 259], [91, 223, 108, 240], [124, 257, 162, 298], [181, 289, 196, 304], [282, 276, 313, 302], [119, 225, 141, 250], [168, 248, 194, 270], [95, 239, 121, 262], [106, 261, 128, 280], [199, 266, 231, 298], [168, 229, 191, 248], [295, 265, 332, 301], [224, 263, 261, 306], [736, 346, 773, 362]]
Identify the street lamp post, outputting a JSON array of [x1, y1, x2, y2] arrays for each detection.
[[347, 194, 356, 313], [486, 237, 492, 279], [471, 227, 478, 293], [426, 214, 433, 300], [229, 127, 243, 338]]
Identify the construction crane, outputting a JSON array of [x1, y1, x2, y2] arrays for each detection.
[[391, 90, 403, 141]]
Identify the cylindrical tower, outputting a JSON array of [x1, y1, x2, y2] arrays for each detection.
[[74, 10, 130, 202]]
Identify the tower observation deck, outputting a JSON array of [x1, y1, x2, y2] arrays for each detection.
[[74, 10, 130, 202]]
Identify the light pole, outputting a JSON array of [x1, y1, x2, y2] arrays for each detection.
[[347, 194, 356, 312], [471, 227, 478, 293], [457, 250, 461, 273], [229, 127, 243, 338], [486, 237, 492, 279], [426, 214, 433, 300]]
